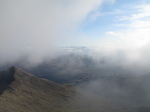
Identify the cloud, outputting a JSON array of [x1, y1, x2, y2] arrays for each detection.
[[106, 4, 150, 48], [93, 3, 150, 72], [0, 0, 113, 65], [130, 5, 150, 20], [118, 4, 150, 21], [90, 9, 122, 21]]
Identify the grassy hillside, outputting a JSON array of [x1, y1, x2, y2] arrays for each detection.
[[0, 66, 130, 112]]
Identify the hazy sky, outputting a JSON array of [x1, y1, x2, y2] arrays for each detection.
[[0, 0, 150, 65]]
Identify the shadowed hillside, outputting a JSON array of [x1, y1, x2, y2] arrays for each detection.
[[0, 66, 130, 112], [0, 66, 15, 94]]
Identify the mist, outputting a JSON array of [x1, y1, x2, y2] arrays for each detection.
[[1, 1, 150, 112], [1, 0, 150, 72], [0, 0, 110, 66]]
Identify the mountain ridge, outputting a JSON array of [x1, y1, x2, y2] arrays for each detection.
[[0, 66, 130, 112]]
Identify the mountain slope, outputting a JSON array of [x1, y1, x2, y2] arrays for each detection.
[[0, 66, 130, 112]]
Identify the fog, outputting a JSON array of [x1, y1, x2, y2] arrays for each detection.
[[0, 0, 111, 66], [1, 1, 150, 111], [1, 0, 150, 72]]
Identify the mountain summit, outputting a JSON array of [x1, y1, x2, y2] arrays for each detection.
[[0, 66, 129, 112]]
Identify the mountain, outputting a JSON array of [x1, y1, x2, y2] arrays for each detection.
[[0, 66, 130, 112], [20, 53, 128, 85]]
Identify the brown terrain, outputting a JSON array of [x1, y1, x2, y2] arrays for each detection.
[[0, 66, 131, 112]]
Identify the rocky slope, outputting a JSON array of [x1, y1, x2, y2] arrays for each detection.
[[0, 66, 130, 112]]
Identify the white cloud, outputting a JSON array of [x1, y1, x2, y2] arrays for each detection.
[[0, 0, 115, 65], [98, 3, 150, 69], [130, 5, 150, 20], [130, 20, 150, 28], [90, 5, 121, 20], [118, 4, 150, 21]]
